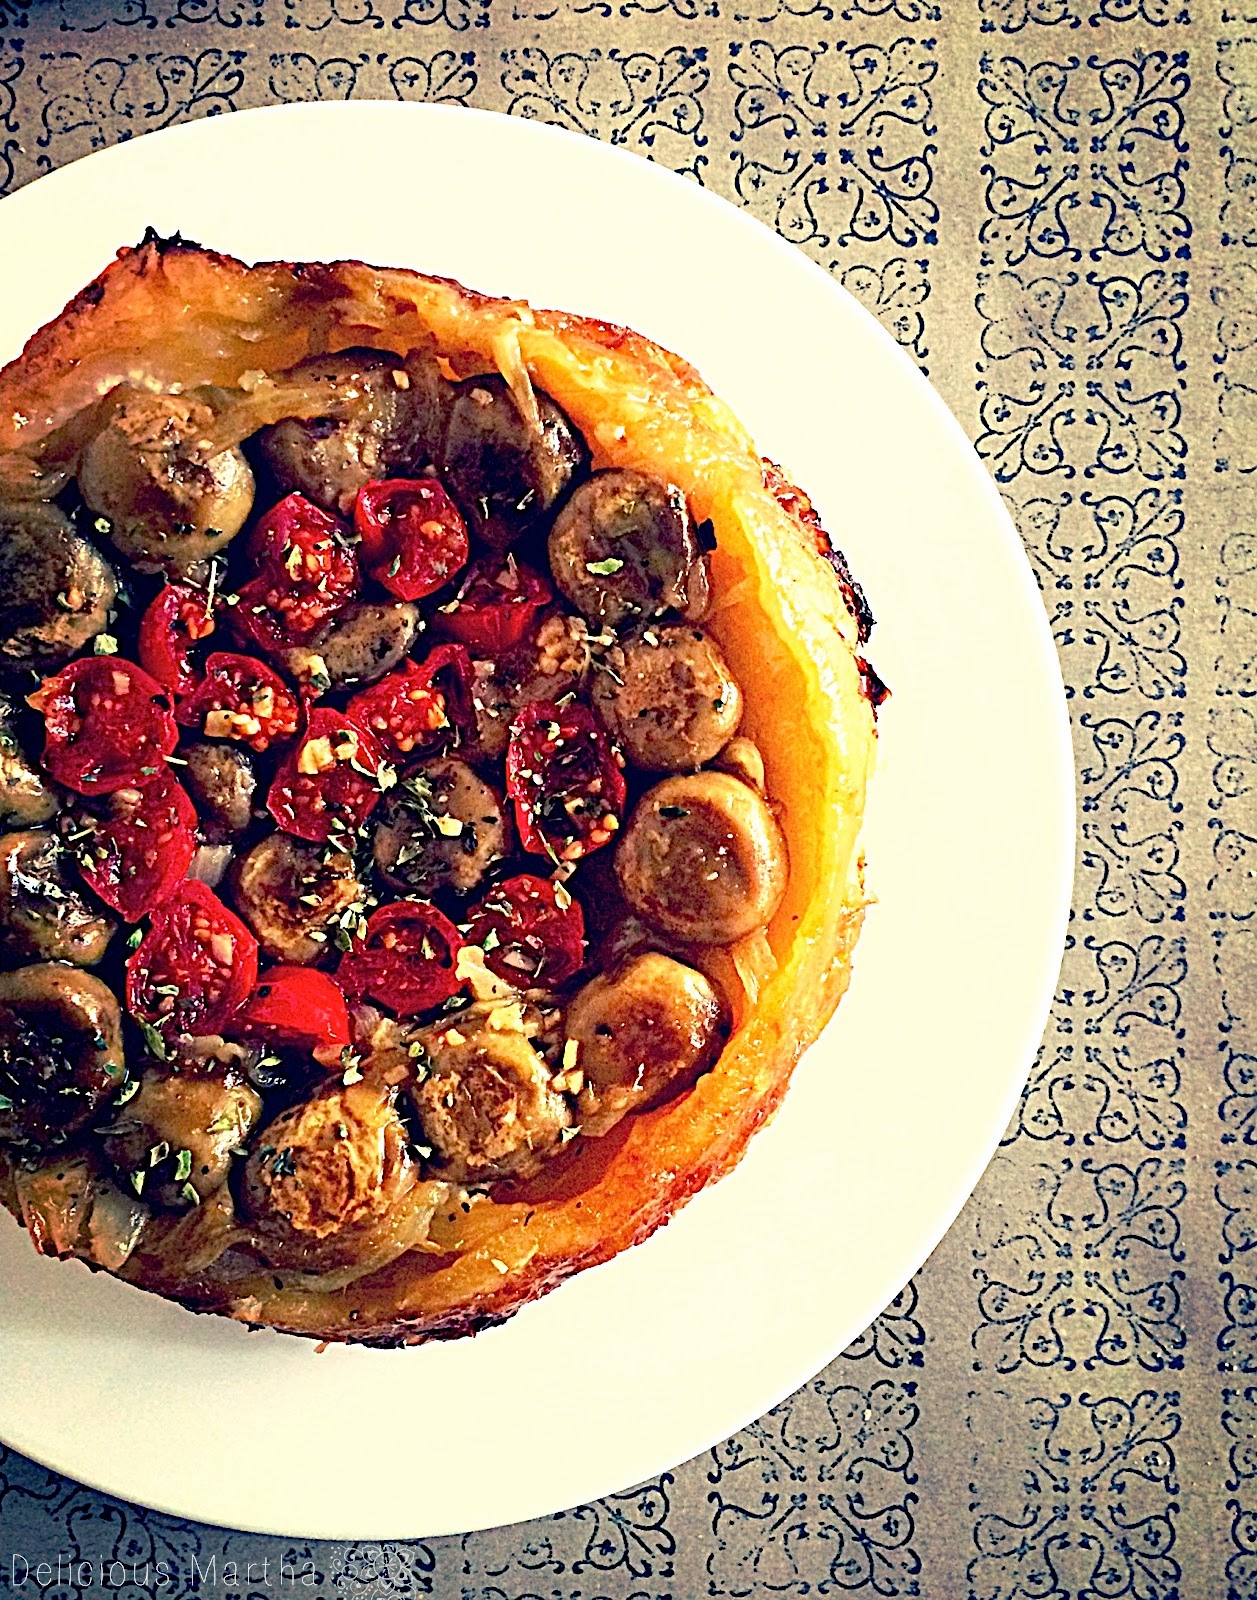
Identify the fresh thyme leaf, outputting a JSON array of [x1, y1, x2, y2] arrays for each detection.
[[139, 1021, 168, 1061]]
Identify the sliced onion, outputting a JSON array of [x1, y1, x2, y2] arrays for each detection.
[[143, 1185, 250, 1278], [491, 319, 541, 435], [705, 575, 756, 618], [348, 1002, 416, 1062], [199, 373, 391, 454], [14, 1157, 93, 1257], [187, 843, 233, 888], [167, 1179, 453, 1299], [730, 927, 778, 1009], [0, 452, 68, 501], [14, 1157, 149, 1269], [85, 1177, 149, 1271], [258, 1179, 453, 1295]]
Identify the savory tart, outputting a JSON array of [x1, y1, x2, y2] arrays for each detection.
[[0, 236, 878, 1345]]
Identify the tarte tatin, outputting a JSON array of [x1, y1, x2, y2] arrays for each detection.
[[0, 237, 878, 1345]]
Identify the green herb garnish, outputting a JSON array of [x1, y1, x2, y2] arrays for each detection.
[[139, 1021, 168, 1061]]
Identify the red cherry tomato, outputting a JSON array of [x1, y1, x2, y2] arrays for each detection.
[[266, 708, 386, 843], [466, 873, 586, 988], [345, 643, 475, 763], [345, 663, 450, 762], [416, 643, 476, 730], [237, 967, 351, 1063], [77, 768, 198, 923], [126, 880, 259, 1036], [233, 494, 358, 651], [176, 652, 301, 754], [138, 582, 217, 697], [30, 658, 178, 796], [336, 900, 465, 1018], [436, 558, 553, 656], [505, 700, 627, 863], [354, 478, 468, 602]]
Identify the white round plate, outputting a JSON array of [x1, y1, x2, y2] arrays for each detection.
[[0, 102, 1072, 1538]]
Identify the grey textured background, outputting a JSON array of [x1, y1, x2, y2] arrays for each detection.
[[0, 0, 1252, 1592]]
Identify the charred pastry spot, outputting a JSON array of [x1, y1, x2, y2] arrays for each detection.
[[857, 655, 890, 712], [137, 226, 202, 255], [823, 544, 876, 647]]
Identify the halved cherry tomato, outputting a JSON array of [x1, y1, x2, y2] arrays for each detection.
[[77, 768, 198, 923], [138, 581, 217, 697], [126, 880, 259, 1036], [266, 708, 386, 843], [466, 873, 586, 988], [176, 652, 301, 754], [345, 643, 474, 762], [354, 478, 468, 602], [505, 700, 627, 862], [237, 966, 351, 1063], [415, 642, 476, 733], [233, 494, 358, 651], [436, 557, 553, 656], [30, 658, 178, 796], [346, 663, 449, 762], [336, 900, 465, 1017]]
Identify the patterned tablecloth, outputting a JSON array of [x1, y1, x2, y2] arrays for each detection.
[[0, 0, 1251, 1593]]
